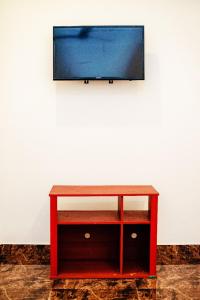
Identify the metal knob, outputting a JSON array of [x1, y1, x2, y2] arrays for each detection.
[[131, 232, 137, 239], [84, 232, 91, 239]]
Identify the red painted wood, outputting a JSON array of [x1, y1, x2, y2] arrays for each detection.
[[120, 224, 123, 274], [123, 210, 150, 224], [49, 185, 159, 279], [58, 210, 150, 224], [149, 195, 158, 276], [118, 196, 124, 274], [49, 185, 159, 197], [58, 210, 120, 224], [118, 196, 124, 221], [50, 195, 57, 277]]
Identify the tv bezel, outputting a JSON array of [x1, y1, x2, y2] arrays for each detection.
[[53, 25, 145, 81]]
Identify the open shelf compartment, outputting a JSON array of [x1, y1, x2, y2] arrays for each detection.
[[123, 195, 151, 223], [58, 224, 120, 276], [123, 224, 150, 274]]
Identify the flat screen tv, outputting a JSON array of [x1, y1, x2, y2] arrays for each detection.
[[53, 26, 144, 81]]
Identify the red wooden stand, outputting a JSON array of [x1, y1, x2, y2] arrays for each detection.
[[49, 185, 159, 279]]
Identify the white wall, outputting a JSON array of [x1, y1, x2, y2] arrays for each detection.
[[0, 0, 200, 244]]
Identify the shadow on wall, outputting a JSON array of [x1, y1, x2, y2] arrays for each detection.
[[54, 54, 162, 129]]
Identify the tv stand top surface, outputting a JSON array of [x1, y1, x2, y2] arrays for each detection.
[[49, 185, 159, 197]]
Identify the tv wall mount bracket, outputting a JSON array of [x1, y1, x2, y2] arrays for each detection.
[[84, 80, 113, 84]]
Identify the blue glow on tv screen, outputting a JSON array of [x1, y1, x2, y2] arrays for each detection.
[[53, 26, 144, 80]]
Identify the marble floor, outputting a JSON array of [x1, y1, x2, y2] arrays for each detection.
[[0, 264, 199, 300]]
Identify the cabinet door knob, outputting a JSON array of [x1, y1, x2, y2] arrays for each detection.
[[131, 232, 137, 239], [84, 232, 91, 239]]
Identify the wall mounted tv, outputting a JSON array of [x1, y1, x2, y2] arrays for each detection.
[[53, 26, 144, 82]]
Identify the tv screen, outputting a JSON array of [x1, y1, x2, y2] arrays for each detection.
[[53, 26, 144, 81]]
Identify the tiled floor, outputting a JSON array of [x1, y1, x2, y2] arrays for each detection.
[[0, 264, 199, 299]]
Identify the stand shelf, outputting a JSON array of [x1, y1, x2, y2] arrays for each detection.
[[49, 185, 159, 279], [58, 210, 120, 224]]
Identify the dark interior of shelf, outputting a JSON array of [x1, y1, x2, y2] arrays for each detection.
[[58, 260, 119, 275], [58, 210, 120, 223], [123, 224, 150, 273], [58, 224, 120, 274]]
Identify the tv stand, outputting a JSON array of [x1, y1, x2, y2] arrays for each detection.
[[49, 185, 159, 279]]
